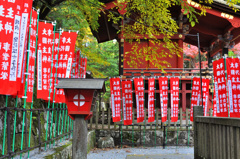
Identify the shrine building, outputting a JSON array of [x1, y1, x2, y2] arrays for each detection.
[[91, 0, 240, 113]]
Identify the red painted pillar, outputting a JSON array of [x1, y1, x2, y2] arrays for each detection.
[[177, 38, 184, 68]]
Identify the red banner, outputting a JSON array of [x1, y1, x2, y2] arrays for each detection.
[[83, 57, 87, 78], [79, 57, 87, 78], [148, 78, 155, 123], [50, 32, 60, 102], [170, 77, 179, 122], [202, 78, 210, 116], [213, 58, 228, 117], [190, 77, 200, 121], [159, 77, 168, 123], [75, 50, 80, 78], [213, 89, 217, 117], [79, 56, 83, 78], [71, 51, 76, 78], [17, 0, 33, 96], [26, 9, 38, 102], [37, 22, 54, 100], [55, 31, 78, 103], [226, 57, 240, 117], [122, 80, 133, 125], [134, 78, 145, 123], [0, 0, 23, 95], [110, 77, 121, 122]]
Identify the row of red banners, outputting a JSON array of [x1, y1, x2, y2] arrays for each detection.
[[110, 77, 210, 125], [0, 1, 87, 104], [213, 57, 240, 118], [110, 57, 240, 125], [110, 77, 178, 124]]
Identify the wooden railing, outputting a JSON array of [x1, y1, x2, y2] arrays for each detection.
[[194, 116, 240, 159], [123, 68, 213, 78], [88, 106, 197, 131]]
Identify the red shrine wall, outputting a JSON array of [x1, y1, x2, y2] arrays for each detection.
[[123, 39, 183, 70]]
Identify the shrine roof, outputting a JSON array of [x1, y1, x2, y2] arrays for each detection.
[[56, 78, 106, 92], [93, 0, 240, 56]]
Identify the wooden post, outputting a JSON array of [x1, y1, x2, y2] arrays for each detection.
[[180, 108, 182, 127], [156, 108, 159, 130], [73, 116, 87, 159], [102, 107, 104, 129], [108, 107, 111, 130], [95, 105, 99, 129]]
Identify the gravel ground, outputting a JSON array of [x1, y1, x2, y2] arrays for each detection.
[[88, 146, 194, 159]]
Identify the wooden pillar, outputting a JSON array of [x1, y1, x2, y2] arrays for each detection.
[[207, 51, 213, 68], [119, 38, 124, 76], [222, 47, 228, 55], [73, 116, 87, 159], [177, 38, 184, 68]]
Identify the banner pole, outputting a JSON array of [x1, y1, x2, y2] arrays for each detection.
[[64, 103, 68, 140], [131, 79, 134, 148], [27, 9, 40, 158], [71, 116, 74, 137], [188, 77, 193, 148], [223, 55, 229, 117], [179, 76, 181, 120], [47, 22, 57, 149], [2, 95, 8, 156], [197, 33, 204, 109], [53, 103, 58, 146], [60, 103, 65, 142], [176, 121, 179, 150], [67, 116, 70, 138], [58, 103, 62, 143], [50, 29, 62, 147], [189, 77, 193, 117], [211, 77, 214, 117], [20, 9, 33, 159], [154, 78, 157, 147], [143, 77, 146, 147], [12, 97, 18, 158]]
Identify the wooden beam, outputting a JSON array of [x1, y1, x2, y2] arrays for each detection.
[[192, 25, 223, 37]]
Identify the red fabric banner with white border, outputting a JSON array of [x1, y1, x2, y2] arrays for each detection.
[[75, 50, 80, 78], [71, 51, 76, 78], [37, 21, 54, 100], [170, 77, 179, 122], [226, 57, 240, 117], [110, 77, 121, 122], [0, 0, 23, 95], [134, 78, 145, 123], [83, 57, 87, 78], [50, 32, 60, 102], [213, 89, 217, 117], [79, 57, 87, 78], [202, 78, 210, 116], [17, 0, 33, 97], [148, 78, 155, 123], [26, 9, 38, 102], [55, 31, 78, 103], [213, 58, 228, 117], [159, 77, 168, 123], [190, 77, 200, 122], [122, 80, 133, 125]]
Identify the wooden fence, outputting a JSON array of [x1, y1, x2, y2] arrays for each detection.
[[88, 106, 203, 131], [194, 116, 240, 159]]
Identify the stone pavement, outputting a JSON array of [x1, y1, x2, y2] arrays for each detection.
[[126, 153, 193, 159], [88, 146, 194, 159]]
